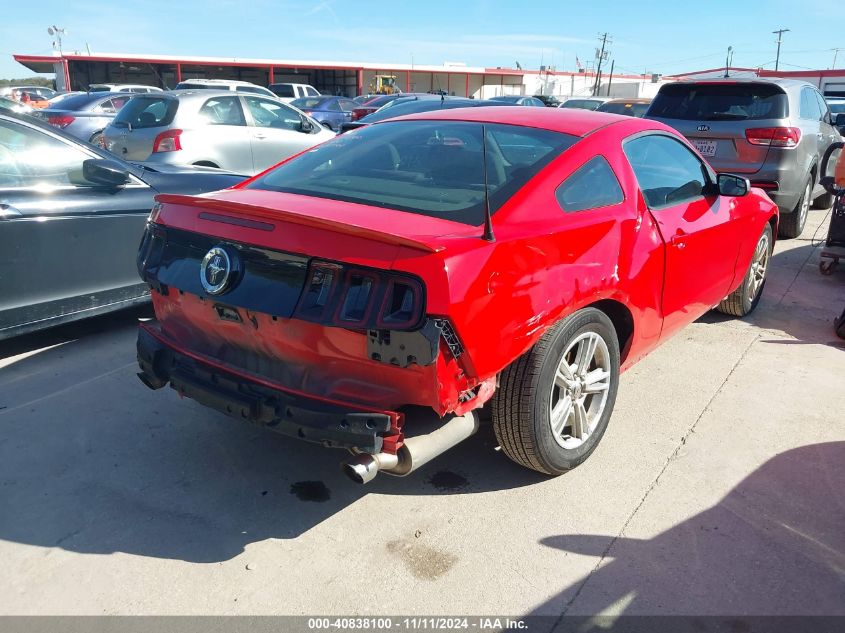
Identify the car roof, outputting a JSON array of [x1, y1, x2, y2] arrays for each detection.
[[603, 98, 651, 104], [671, 77, 816, 89], [386, 105, 634, 137]]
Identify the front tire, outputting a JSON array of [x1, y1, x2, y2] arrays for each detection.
[[779, 177, 811, 238], [717, 223, 773, 317], [492, 308, 620, 475]]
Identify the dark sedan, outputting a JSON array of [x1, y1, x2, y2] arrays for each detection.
[[350, 93, 429, 121], [0, 112, 246, 340], [35, 91, 132, 146], [290, 96, 358, 131], [339, 96, 490, 133]]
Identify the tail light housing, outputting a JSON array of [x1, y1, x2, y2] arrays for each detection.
[[745, 127, 801, 148], [351, 108, 367, 121], [294, 260, 425, 330], [47, 115, 75, 128], [152, 129, 183, 153]]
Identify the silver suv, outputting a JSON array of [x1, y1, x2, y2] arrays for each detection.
[[647, 78, 842, 237], [101, 91, 334, 175]]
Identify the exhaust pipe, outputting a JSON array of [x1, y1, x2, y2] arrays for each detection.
[[341, 410, 479, 484]]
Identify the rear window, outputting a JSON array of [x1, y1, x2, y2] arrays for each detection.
[[247, 120, 577, 225], [598, 102, 650, 117], [270, 84, 295, 98], [46, 93, 102, 110], [561, 100, 602, 110], [291, 97, 330, 110], [176, 82, 214, 90], [648, 83, 788, 121], [112, 97, 178, 129]]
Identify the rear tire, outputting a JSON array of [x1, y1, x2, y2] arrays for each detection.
[[492, 308, 620, 475], [89, 132, 103, 147], [778, 177, 811, 238], [717, 223, 772, 317]]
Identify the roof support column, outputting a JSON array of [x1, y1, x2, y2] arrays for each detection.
[[176, 62, 182, 83], [357, 69, 363, 96], [269, 65, 274, 84], [465, 73, 469, 97], [406, 69, 411, 92]]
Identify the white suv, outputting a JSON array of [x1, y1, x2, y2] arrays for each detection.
[[174, 79, 277, 99], [269, 83, 320, 103]]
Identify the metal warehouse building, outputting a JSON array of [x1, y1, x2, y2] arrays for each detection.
[[12, 51, 660, 99]]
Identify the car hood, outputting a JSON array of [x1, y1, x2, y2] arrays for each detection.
[[131, 162, 247, 195]]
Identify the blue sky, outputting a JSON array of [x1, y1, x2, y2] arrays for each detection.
[[1, 0, 840, 79]]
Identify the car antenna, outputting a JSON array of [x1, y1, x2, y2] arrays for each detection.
[[480, 125, 496, 242]]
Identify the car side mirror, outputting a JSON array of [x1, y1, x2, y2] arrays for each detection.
[[83, 158, 131, 188], [717, 173, 749, 197], [299, 116, 314, 133]]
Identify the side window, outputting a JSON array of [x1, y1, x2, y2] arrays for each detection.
[[624, 134, 708, 208], [244, 96, 302, 130], [0, 119, 97, 188], [800, 88, 822, 120], [814, 90, 830, 122], [556, 156, 624, 213], [325, 99, 341, 112], [96, 99, 116, 114], [198, 96, 246, 126], [338, 99, 356, 112]]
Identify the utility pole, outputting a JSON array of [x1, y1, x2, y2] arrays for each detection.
[[592, 32, 611, 96], [773, 28, 789, 71], [606, 59, 615, 96], [724, 46, 733, 77], [833, 48, 843, 70]]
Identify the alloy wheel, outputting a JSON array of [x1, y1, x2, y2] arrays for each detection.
[[549, 331, 612, 449]]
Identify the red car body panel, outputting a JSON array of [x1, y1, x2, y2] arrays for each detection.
[[138, 108, 778, 453]]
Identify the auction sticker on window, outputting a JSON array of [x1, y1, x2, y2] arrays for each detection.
[[691, 139, 717, 157]]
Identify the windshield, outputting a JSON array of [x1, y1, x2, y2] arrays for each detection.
[[648, 83, 789, 120], [112, 97, 178, 129], [46, 93, 106, 110], [247, 120, 577, 225]]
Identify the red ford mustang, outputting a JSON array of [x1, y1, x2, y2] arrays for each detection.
[[136, 107, 777, 483]]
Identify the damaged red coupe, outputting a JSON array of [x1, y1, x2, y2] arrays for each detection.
[[136, 107, 777, 483]]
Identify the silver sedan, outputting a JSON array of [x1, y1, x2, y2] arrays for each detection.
[[102, 90, 335, 175]]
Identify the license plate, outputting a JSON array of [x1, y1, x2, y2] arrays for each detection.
[[692, 139, 717, 157]]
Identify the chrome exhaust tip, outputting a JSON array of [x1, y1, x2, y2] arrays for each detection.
[[341, 454, 380, 485]]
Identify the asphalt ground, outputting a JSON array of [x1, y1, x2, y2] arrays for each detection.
[[1, 208, 843, 622]]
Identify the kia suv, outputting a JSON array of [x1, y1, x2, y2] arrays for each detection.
[[647, 78, 842, 237]]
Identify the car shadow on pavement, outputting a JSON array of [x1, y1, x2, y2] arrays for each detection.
[[0, 311, 544, 564], [697, 242, 845, 348], [527, 441, 845, 629]]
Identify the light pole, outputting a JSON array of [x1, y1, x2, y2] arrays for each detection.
[[773, 28, 789, 71], [834, 48, 843, 70], [724, 46, 733, 77], [47, 25, 67, 54]]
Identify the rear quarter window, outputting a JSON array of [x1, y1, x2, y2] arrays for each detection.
[[648, 83, 788, 120], [556, 156, 624, 212], [112, 97, 178, 129]]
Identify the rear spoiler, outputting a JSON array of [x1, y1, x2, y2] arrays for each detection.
[[155, 194, 444, 253]]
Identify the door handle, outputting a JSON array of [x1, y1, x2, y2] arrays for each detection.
[[253, 133, 267, 140], [0, 203, 22, 219], [670, 233, 687, 249]]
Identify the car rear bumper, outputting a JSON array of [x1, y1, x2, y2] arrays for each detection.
[[136, 323, 403, 454]]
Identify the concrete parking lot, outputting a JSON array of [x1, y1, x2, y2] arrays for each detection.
[[0, 209, 843, 620]]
